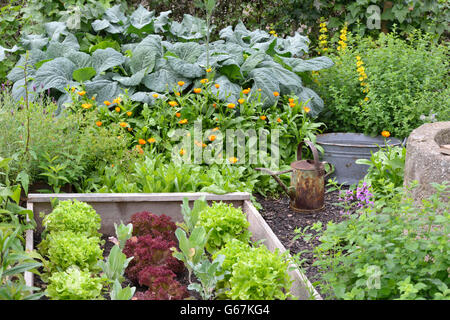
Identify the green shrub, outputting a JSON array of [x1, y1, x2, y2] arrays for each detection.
[[214, 240, 292, 300], [42, 199, 101, 237], [315, 30, 449, 139], [44, 231, 103, 273], [198, 202, 251, 253], [46, 266, 104, 300], [310, 182, 450, 300]]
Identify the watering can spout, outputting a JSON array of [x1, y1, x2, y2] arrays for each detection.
[[254, 168, 295, 200]]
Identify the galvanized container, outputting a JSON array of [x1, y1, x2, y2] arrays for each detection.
[[316, 133, 402, 185]]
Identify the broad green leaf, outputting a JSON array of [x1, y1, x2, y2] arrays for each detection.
[[218, 59, 243, 81], [92, 19, 110, 32], [166, 56, 204, 79], [249, 67, 281, 107], [92, 48, 125, 73], [104, 5, 127, 24], [130, 91, 164, 105], [112, 69, 147, 86], [64, 51, 92, 69], [154, 10, 172, 33], [34, 57, 76, 92], [84, 79, 121, 104], [240, 52, 266, 73], [20, 34, 48, 50], [281, 56, 334, 72], [171, 42, 204, 64], [73, 67, 97, 82], [170, 14, 208, 40], [44, 22, 68, 41], [210, 75, 241, 103], [129, 5, 155, 30], [295, 87, 324, 117], [143, 67, 188, 92], [89, 40, 121, 53], [129, 47, 156, 74]]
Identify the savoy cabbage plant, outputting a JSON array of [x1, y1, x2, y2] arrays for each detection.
[[6, 5, 333, 116]]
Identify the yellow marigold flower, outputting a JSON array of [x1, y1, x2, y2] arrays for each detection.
[[258, 88, 262, 92], [260, 115, 267, 120], [71, 87, 76, 92], [227, 103, 236, 109], [169, 101, 178, 107], [179, 148, 186, 156], [193, 88, 202, 94], [238, 98, 245, 104], [119, 122, 128, 128], [228, 157, 238, 164], [206, 68, 212, 73], [273, 34, 278, 37], [200, 78, 209, 84], [178, 81, 185, 86], [113, 97, 122, 104], [289, 98, 294, 103], [127, 111, 132, 116], [214, 83, 220, 89], [209, 135, 216, 142], [381, 130, 390, 138], [273, 91, 280, 97], [138, 139, 146, 145], [115, 106, 121, 112], [95, 121, 102, 127], [81, 103, 92, 109], [179, 119, 188, 124], [269, 30, 276, 34], [77, 91, 86, 96], [303, 106, 311, 113], [104, 100, 111, 106], [148, 137, 156, 143], [242, 88, 250, 94], [152, 93, 159, 98], [364, 97, 369, 102]]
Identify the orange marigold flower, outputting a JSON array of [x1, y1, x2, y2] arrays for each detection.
[[289, 102, 296, 108], [175, 92, 181, 96], [303, 106, 311, 113], [178, 81, 185, 86], [193, 88, 202, 94], [148, 137, 156, 143], [228, 157, 238, 164], [213, 103, 217, 108], [206, 68, 212, 73], [242, 89, 250, 94], [128, 127, 133, 131], [273, 91, 280, 97], [77, 91, 86, 96], [81, 103, 92, 109], [115, 106, 121, 112], [202, 143, 207, 148], [138, 139, 146, 145], [381, 130, 390, 138], [200, 78, 209, 84], [104, 100, 111, 106], [95, 121, 102, 127], [127, 111, 132, 116], [179, 148, 186, 155], [119, 122, 128, 128], [91, 96, 96, 101], [227, 103, 236, 109], [175, 112, 181, 118], [277, 118, 282, 123], [289, 98, 294, 103], [214, 84, 220, 89], [136, 145, 144, 154], [238, 98, 245, 104], [212, 127, 219, 131], [179, 119, 188, 124], [209, 135, 216, 142], [260, 115, 267, 121], [113, 97, 122, 104]]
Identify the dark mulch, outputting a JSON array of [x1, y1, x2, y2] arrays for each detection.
[[254, 187, 347, 297]]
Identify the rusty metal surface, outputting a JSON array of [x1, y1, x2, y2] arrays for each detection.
[[290, 169, 324, 212]]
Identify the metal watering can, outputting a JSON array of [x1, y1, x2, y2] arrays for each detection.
[[256, 140, 328, 213]]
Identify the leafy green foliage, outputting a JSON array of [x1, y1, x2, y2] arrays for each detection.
[[315, 30, 449, 139], [110, 279, 135, 300], [43, 230, 103, 273], [113, 221, 133, 250], [309, 183, 450, 300], [188, 254, 226, 300], [42, 199, 101, 238], [198, 202, 251, 253], [46, 266, 104, 300], [98, 244, 132, 285]]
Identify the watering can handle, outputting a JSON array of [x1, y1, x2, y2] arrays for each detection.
[[297, 140, 323, 175]]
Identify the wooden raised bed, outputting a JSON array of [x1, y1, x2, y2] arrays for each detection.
[[25, 192, 322, 300]]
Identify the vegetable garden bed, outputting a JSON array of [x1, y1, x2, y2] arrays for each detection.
[[25, 192, 321, 300]]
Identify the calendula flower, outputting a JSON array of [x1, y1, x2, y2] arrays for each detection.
[[71, 87, 76, 92], [209, 135, 216, 142], [175, 92, 181, 96], [289, 102, 296, 108], [148, 137, 156, 143], [104, 100, 111, 106], [95, 121, 102, 127], [289, 98, 295, 103], [214, 83, 220, 89], [81, 103, 92, 109], [213, 103, 217, 108], [227, 103, 236, 109], [303, 106, 311, 113], [364, 97, 369, 102], [381, 130, 390, 138], [169, 101, 178, 107], [202, 143, 207, 148], [152, 93, 159, 98], [200, 78, 209, 84], [119, 122, 128, 128], [179, 119, 188, 124], [260, 115, 267, 120], [212, 127, 219, 131], [113, 97, 122, 104], [91, 96, 96, 101], [238, 98, 245, 104], [175, 112, 181, 118], [77, 91, 86, 96], [138, 139, 146, 145], [277, 118, 282, 123], [178, 81, 185, 86], [128, 127, 133, 131], [242, 88, 250, 95], [206, 68, 212, 73], [258, 88, 262, 92], [127, 111, 132, 116], [136, 145, 144, 154], [228, 157, 238, 164], [115, 106, 121, 112], [193, 88, 202, 94], [273, 91, 280, 97], [179, 148, 186, 156]]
